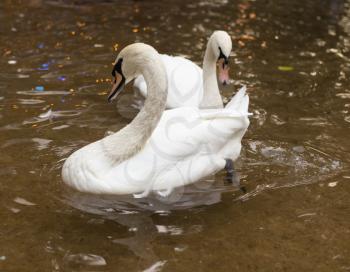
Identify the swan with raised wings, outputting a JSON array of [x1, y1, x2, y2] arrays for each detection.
[[62, 43, 250, 196], [133, 31, 232, 109]]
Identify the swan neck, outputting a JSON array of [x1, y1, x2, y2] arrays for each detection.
[[133, 64, 167, 134], [102, 56, 167, 162], [200, 39, 223, 109]]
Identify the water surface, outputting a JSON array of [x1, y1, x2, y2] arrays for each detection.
[[0, 0, 350, 271]]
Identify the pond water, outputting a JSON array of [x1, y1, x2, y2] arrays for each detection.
[[0, 0, 350, 271]]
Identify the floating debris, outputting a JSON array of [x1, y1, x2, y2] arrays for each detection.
[[298, 212, 317, 218], [52, 124, 69, 130], [94, 44, 104, 48], [143, 261, 167, 272], [64, 254, 107, 266], [14, 197, 36, 206], [35, 86, 45, 92], [174, 245, 188, 252], [155, 225, 183, 235], [8, 60, 17, 65], [328, 181, 338, 187], [37, 43, 44, 49], [278, 66, 294, 71]]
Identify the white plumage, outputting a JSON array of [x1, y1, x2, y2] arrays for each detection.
[[134, 31, 232, 109], [134, 54, 203, 108], [62, 43, 250, 196]]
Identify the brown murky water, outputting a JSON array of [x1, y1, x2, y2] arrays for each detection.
[[1, 0, 350, 271]]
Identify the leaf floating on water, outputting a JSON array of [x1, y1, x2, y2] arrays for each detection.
[[64, 253, 107, 266], [278, 66, 294, 72], [14, 197, 36, 206]]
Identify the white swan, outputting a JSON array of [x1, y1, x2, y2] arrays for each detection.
[[62, 43, 250, 196], [133, 31, 232, 109]]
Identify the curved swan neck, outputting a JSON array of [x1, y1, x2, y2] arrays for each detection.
[[200, 39, 224, 109], [102, 55, 167, 162], [131, 61, 167, 135]]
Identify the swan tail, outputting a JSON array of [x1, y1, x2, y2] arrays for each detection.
[[225, 85, 250, 114], [199, 86, 250, 119]]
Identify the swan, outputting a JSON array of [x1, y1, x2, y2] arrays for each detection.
[[62, 43, 250, 196], [133, 31, 232, 109]]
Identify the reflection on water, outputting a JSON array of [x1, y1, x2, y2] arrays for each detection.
[[1, 0, 350, 271], [62, 184, 225, 267]]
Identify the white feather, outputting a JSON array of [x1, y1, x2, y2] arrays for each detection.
[[62, 43, 250, 196]]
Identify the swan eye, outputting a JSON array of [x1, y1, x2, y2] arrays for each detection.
[[218, 47, 228, 65], [112, 58, 123, 77]]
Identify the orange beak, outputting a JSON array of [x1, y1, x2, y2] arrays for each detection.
[[218, 58, 230, 85], [108, 73, 125, 102]]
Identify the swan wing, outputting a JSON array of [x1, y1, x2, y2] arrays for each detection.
[[102, 105, 249, 194], [63, 87, 250, 195]]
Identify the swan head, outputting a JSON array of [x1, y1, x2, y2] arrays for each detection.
[[210, 31, 232, 85], [108, 43, 159, 102]]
